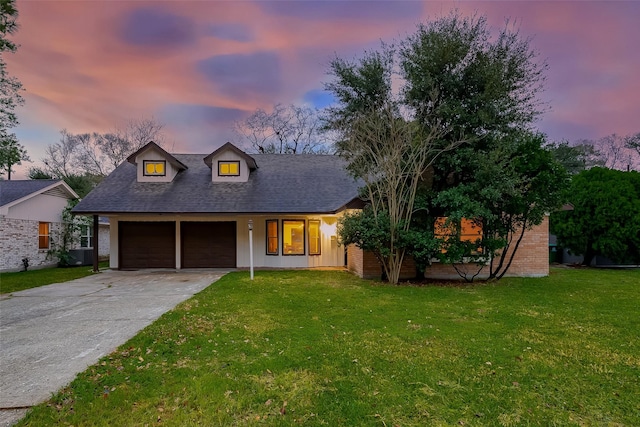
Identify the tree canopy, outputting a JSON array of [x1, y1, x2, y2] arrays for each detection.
[[551, 167, 640, 266], [326, 12, 560, 283], [0, 0, 27, 179]]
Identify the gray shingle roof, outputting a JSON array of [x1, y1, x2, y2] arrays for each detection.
[[72, 154, 362, 215], [0, 180, 65, 207]]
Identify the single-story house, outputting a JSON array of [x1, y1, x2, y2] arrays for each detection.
[[71, 141, 549, 279], [0, 179, 108, 272]]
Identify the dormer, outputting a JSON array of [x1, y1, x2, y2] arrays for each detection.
[[127, 141, 187, 183], [203, 142, 258, 183]]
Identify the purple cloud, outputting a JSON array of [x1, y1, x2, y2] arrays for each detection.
[[205, 23, 254, 42], [160, 104, 246, 127], [121, 8, 197, 48], [257, 0, 422, 21], [197, 52, 283, 101]]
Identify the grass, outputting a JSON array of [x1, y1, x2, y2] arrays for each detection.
[[17, 267, 640, 426], [0, 261, 109, 294]]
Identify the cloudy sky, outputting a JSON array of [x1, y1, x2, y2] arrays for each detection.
[[5, 0, 640, 178]]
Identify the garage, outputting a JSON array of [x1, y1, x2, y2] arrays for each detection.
[[119, 222, 176, 269], [181, 222, 237, 268]]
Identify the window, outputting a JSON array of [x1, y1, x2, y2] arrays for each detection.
[[80, 225, 93, 248], [266, 220, 278, 255], [218, 161, 240, 176], [282, 220, 305, 255], [143, 160, 166, 176], [435, 217, 483, 254], [38, 222, 50, 249], [308, 220, 321, 255]]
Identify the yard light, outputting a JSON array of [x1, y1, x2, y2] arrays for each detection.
[[248, 219, 254, 280]]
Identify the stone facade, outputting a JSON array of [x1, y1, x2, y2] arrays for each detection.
[[0, 217, 64, 271], [347, 217, 549, 281]]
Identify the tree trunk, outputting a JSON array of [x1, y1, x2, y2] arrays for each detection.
[[583, 244, 596, 266]]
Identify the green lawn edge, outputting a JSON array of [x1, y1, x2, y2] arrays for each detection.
[[0, 261, 109, 294], [15, 268, 640, 426]]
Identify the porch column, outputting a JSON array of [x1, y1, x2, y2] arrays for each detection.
[[93, 215, 99, 272]]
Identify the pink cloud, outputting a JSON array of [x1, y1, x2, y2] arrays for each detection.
[[6, 0, 639, 180]]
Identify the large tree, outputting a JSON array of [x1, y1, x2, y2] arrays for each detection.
[[336, 99, 457, 284], [551, 167, 640, 265], [327, 12, 554, 282], [0, 0, 27, 179], [235, 103, 331, 154]]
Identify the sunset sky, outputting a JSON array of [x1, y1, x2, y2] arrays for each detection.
[[5, 0, 640, 178]]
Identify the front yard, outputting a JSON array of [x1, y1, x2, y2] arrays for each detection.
[[17, 268, 639, 426]]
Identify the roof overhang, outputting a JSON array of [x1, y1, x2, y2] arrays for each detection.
[[0, 180, 79, 215]]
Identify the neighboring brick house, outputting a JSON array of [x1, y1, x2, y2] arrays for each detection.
[[0, 180, 110, 272], [71, 141, 549, 279], [1, 180, 76, 271]]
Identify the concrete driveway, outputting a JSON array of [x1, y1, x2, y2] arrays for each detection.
[[0, 269, 227, 426]]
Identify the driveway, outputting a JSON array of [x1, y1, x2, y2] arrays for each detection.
[[0, 269, 227, 426]]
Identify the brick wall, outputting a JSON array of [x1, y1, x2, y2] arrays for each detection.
[[348, 217, 549, 281], [424, 216, 550, 280], [0, 216, 64, 271], [347, 245, 417, 280]]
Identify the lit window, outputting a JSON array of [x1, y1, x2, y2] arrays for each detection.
[[80, 225, 93, 248], [435, 217, 483, 254], [309, 220, 321, 255], [266, 220, 278, 255], [143, 161, 166, 176], [39, 222, 50, 249], [283, 220, 305, 255], [218, 161, 240, 176]]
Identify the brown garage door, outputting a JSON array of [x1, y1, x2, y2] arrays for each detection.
[[119, 222, 175, 269], [181, 222, 236, 268]]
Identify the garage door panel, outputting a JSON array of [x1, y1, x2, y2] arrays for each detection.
[[181, 222, 236, 268], [119, 222, 175, 269]]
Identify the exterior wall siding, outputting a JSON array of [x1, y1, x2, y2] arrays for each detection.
[[108, 214, 345, 270], [0, 216, 64, 271]]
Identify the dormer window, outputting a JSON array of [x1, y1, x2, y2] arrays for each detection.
[[218, 161, 240, 176], [143, 161, 166, 176]]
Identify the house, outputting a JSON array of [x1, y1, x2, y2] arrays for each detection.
[[71, 141, 549, 279], [72, 142, 362, 270], [0, 180, 73, 271]]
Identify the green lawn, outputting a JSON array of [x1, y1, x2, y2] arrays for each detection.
[[0, 261, 108, 294], [17, 268, 640, 426]]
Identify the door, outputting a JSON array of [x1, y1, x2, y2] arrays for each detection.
[[119, 222, 175, 269], [181, 222, 236, 268]]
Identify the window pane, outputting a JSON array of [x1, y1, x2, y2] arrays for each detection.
[[460, 218, 482, 242], [218, 161, 240, 176], [144, 161, 166, 176], [283, 220, 304, 255], [266, 220, 278, 255], [39, 222, 49, 235], [309, 220, 320, 255], [38, 222, 50, 249]]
